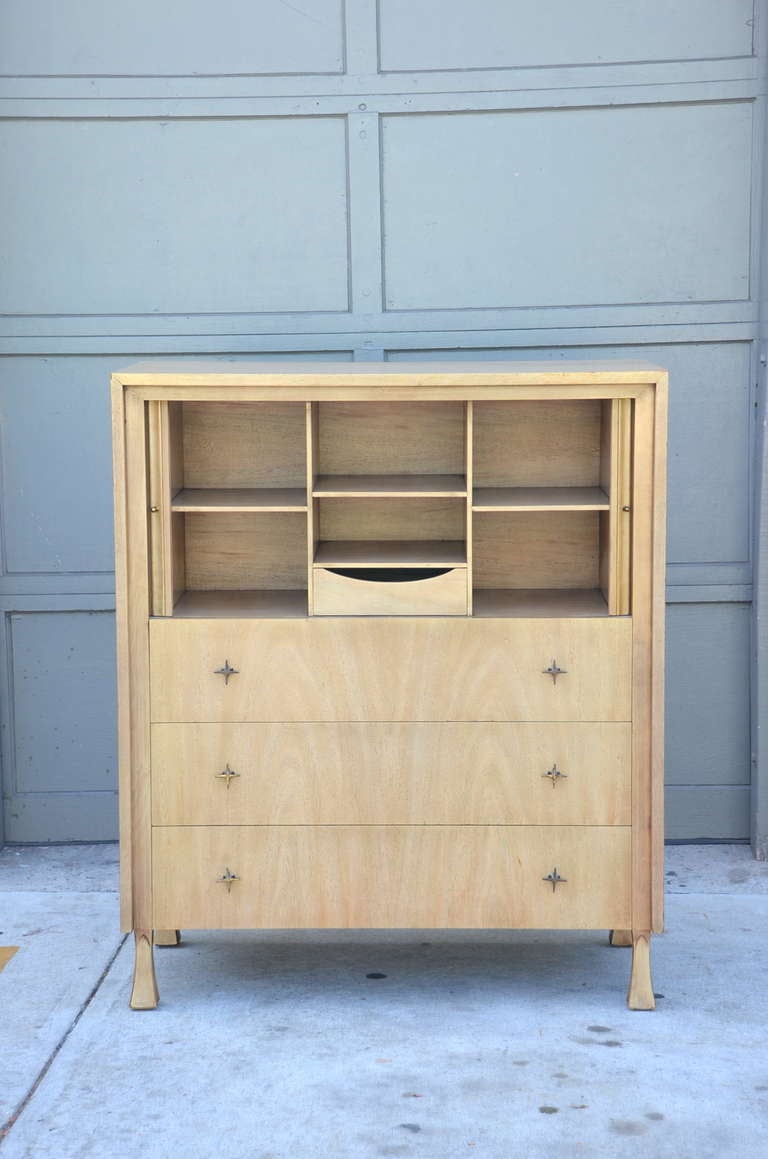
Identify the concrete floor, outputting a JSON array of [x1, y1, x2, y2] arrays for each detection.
[[0, 845, 767, 1159]]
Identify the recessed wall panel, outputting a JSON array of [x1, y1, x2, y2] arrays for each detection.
[[9, 612, 117, 794], [0, 0, 344, 76], [0, 357, 116, 574], [379, 0, 754, 71], [665, 603, 751, 789], [382, 104, 751, 310], [0, 118, 349, 315]]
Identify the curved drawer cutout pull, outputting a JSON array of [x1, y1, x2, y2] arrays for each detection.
[[326, 567, 452, 584]]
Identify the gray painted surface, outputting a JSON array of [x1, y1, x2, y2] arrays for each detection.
[[0, 3, 764, 843], [382, 104, 752, 310], [379, 0, 755, 71]]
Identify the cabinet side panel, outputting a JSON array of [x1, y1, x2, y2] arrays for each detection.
[[631, 388, 656, 934], [124, 391, 153, 932], [652, 376, 668, 932], [111, 379, 132, 932]]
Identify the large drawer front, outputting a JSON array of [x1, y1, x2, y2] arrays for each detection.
[[152, 825, 630, 930], [149, 618, 631, 722], [151, 722, 631, 826]]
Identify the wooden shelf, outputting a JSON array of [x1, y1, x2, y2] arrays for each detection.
[[171, 488, 307, 513], [170, 590, 308, 618], [473, 588, 610, 618], [472, 486, 610, 511], [314, 540, 467, 568], [313, 474, 466, 497]]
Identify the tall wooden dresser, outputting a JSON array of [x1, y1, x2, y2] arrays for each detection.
[[111, 360, 667, 1010]]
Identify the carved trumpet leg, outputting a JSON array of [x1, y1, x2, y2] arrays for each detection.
[[130, 929, 159, 1010], [154, 929, 181, 947], [609, 929, 633, 947], [627, 931, 655, 1011]]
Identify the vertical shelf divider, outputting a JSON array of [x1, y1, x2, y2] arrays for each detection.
[[306, 402, 319, 615], [465, 401, 474, 615]]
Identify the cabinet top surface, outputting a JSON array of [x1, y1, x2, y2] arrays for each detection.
[[113, 358, 667, 385]]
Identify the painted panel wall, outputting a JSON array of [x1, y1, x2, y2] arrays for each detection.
[[0, 357, 115, 574], [0, 118, 349, 315], [382, 104, 752, 311], [4, 611, 117, 842], [0, 1, 344, 75], [379, 0, 754, 71], [0, 2, 761, 843]]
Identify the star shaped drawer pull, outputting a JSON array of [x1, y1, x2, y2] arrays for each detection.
[[216, 867, 240, 893], [542, 763, 568, 787], [214, 660, 239, 685], [543, 659, 567, 684], [214, 764, 240, 789], [543, 868, 567, 893]]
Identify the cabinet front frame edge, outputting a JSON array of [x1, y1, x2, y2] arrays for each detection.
[[121, 387, 154, 933]]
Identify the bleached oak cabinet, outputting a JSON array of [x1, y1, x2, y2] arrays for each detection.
[[111, 360, 667, 1009]]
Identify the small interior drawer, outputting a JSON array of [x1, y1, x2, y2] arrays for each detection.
[[313, 565, 468, 616]]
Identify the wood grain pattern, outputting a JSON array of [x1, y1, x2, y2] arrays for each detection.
[[185, 511, 307, 591], [172, 488, 307, 512], [313, 566, 468, 616], [313, 474, 467, 497], [150, 721, 631, 826], [473, 486, 609, 511], [651, 375, 668, 932], [318, 401, 465, 475], [129, 930, 158, 1009], [123, 390, 153, 932], [473, 588, 609, 617], [152, 825, 631, 930], [318, 497, 465, 543], [149, 616, 632, 723], [182, 401, 306, 488], [473, 511, 599, 590], [111, 376, 133, 931], [313, 540, 466, 568], [473, 400, 602, 487], [627, 931, 655, 1010]]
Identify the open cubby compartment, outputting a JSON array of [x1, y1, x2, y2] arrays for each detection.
[[311, 400, 468, 495], [311, 496, 469, 615], [472, 510, 611, 617], [148, 401, 310, 617], [471, 398, 632, 616], [473, 398, 617, 505], [170, 399, 308, 508], [169, 510, 309, 618]]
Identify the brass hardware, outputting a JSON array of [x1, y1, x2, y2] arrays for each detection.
[[622, 505, 631, 512], [542, 763, 567, 787], [214, 764, 240, 788], [216, 867, 239, 893], [543, 867, 567, 892], [543, 660, 567, 684], [214, 660, 239, 684], [150, 505, 159, 513]]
